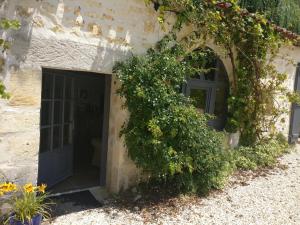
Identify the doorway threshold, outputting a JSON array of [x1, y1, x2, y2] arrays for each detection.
[[48, 186, 101, 197], [48, 188, 107, 219], [49, 167, 100, 194], [48, 186, 109, 206]]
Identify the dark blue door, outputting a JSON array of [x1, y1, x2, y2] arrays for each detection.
[[38, 69, 74, 188]]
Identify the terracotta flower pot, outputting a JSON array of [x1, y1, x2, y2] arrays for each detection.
[[9, 214, 42, 225]]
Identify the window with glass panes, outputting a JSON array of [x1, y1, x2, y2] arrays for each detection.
[[184, 55, 229, 130], [40, 70, 74, 152]]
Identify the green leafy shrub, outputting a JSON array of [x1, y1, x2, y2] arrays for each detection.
[[113, 0, 295, 194], [114, 43, 232, 194], [233, 135, 289, 170]]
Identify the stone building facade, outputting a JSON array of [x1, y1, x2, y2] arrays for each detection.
[[0, 0, 299, 193]]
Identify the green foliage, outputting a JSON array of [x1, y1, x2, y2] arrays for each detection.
[[239, 0, 300, 34], [114, 42, 232, 194], [9, 192, 51, 223], [0, 82, 10, 99], [148, 0, 296, 145], [232, 134, 289, 170], [0, 19, 20, 51], [0, 18, 20, 99], [1, 183, 51, 224], [114, 0, 296, 193], [0, 19, 20, 30], [0, 1, 293, 198]]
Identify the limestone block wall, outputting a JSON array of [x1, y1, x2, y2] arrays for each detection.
[[106, 77, 144, 193], [0, 0, 171, 192], [274, 46, 300, 137], [0, 69, 41, 184]]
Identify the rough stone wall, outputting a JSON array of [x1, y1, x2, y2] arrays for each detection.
[[273, 46, 300, 137], [0, 0, 171, 193], [106, 77, 144, 193], [0, 69, 41, 184]]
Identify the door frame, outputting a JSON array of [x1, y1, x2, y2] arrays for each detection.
[[100, 75, 111, 186], [38, 69, 75, 188], [289, 63, 300, 144], [38, 67, 111, 189]]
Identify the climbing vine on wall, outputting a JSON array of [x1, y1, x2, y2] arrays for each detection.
[[145, 0, 300, 145], [114, 0, 299, 193], [239, 0, 300, 34], [0, 19, 20, 99]]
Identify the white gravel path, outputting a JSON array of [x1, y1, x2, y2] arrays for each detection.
[[48, 147, 300, 225]]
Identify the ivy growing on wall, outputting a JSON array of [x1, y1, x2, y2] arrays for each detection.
[[0, 19, 20, 99], [144, 0, 299, 145], [114, 0, 299, 192]]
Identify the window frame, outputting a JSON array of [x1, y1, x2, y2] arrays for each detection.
[[183, 58, 229, 130]]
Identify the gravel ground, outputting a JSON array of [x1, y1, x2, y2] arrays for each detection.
[[48, 147, 300, 225]]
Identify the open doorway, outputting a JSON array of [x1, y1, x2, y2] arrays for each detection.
[[38, 68, 111, 193]]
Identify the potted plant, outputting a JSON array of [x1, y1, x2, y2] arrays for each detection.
[[0, 182, 51, 225]]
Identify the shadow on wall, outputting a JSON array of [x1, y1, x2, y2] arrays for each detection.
[[0, 0, 37, 80], [58, 0, 161, 72], [3, 0, 163, 75]]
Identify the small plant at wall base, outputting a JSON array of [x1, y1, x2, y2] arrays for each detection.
[[232, 134, 290, 170]]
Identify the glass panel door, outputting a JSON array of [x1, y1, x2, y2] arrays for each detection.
[[40, 75, 74, 152], [39, 70, 74, 188]]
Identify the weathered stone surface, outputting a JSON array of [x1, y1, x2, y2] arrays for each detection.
[[0, 107, 39, 133], [273, 46, 300, 136], [7, 69, 41, 107]]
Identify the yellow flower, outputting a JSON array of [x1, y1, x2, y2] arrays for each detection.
[[8, 183, 17, 192], [23, 183, 35, 193], [0, 183, 9, 192], [0, 182, 17, 193], [38, 184, 47, 193], [0, 191, 3, 196]]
